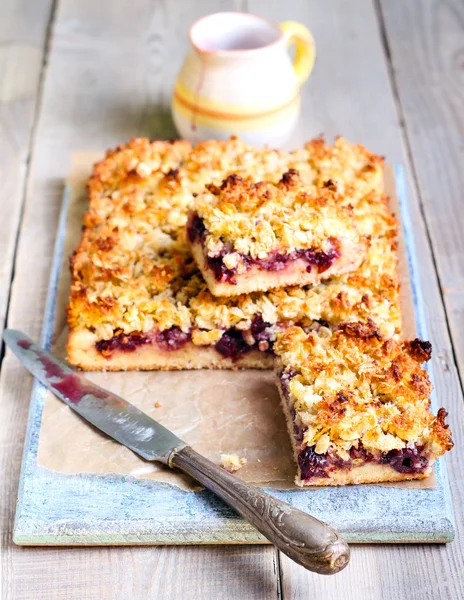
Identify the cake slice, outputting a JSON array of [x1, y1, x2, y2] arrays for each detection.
[[274, 323, 453, 486], [187, 170, 367, 296]]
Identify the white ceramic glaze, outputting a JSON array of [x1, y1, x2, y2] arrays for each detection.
[[172, 12, 315, 146]]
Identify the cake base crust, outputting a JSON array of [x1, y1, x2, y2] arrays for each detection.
[[67, 329, 273, 371]]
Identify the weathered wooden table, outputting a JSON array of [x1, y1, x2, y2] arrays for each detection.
[[0, 0, 462, 598]]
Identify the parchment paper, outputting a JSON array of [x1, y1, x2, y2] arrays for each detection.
[[37, 155, 435, 490]]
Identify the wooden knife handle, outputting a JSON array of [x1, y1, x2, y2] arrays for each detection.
[[168, 445, 350, 575]]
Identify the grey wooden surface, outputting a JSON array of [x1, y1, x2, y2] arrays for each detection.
[[0, 0, 462, 598]]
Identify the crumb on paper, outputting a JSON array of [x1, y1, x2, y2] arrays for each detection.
[[220, 453, 247, 473], [155, 402, 162, 408], [273, 466, 279, 471]]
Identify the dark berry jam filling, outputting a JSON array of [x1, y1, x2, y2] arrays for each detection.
[[96, 331, 154, 354], [154, 328, 190, 352], [188, 213, 341, 284], [296, 441, 429, 481], [298, 446, 330, 479], [215, 316, 274, 360], [214, 328, 251, 359], [187, 212, 206, 244], [279, 368, 298, 402], [205, 254, 244, 284], [251, 315, 269, 341], [95, 316, 274, 361], [381, 446, 428, 474], [297, 246, 340, 274], [95, 327, 189, 356], [251, 252, 291, 273], [291, 409, 304, 445]]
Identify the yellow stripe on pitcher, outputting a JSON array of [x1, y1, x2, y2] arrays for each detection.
[[174, 81, 294, 115], [173, 86, 300, 132]]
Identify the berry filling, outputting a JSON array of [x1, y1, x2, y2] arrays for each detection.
[[296, 442, 429, 481], [280, 368, 298, 402], [215, 316, 274, 360], [214, 328, 251, 359], [381, 446, 429, 474], [95, 316, 274, 361], [154, 328, 191, 352], [96, 331, 154, 354], [95, 327, 190, 355], [204, 254, 243, 284], [187, 212, 207, 243], [298, 446, 330, 480], [188, 213, 341, 284]]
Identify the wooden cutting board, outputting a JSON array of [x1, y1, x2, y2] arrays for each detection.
[[12, 162, 455, 545]]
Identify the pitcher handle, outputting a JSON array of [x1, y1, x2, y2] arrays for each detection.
[[281, 21, 316, 86]]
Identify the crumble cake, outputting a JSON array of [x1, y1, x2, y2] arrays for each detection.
[[187, 170, 367, 296], [67, 136, 396, 370], [274, 324, 453, 486]]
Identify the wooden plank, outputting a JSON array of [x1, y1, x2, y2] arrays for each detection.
[[9, 545, 278, 600], [378, 0, 464, 530], [379, 0, 464, 290], [0, 0, 278, 598], [446, 290, 464, 383], [248, 0, 464, 598], [377, 2, 464, 597], [0, 0, 54, 343]]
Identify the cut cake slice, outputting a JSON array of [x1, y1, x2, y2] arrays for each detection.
[[187, 170, 367, 296], [274, 323, 453, 486]]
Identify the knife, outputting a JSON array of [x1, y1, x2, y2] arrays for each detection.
[[4, 329, 349, 575]]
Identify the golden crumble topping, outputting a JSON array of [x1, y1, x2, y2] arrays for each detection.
[[191, 170, 365, 261], [274, 325, 453, 459], [68, 136, 393, 344], [291, 136, 384, 190], [220, 454, 247, 472]]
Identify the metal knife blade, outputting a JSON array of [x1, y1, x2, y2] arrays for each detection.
[[3, 329, 186, 461]]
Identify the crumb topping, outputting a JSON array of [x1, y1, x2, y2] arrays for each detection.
[[274, 325, 453, 460], [220, 453, 247, 472], [192, 170, 364, 261], [68, 136, 393, 343]]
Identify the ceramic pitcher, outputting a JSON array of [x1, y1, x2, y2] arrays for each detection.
[[172, 12, 315, 146]]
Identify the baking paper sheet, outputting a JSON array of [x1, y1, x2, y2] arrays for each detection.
[[37, 155, 435, 490]]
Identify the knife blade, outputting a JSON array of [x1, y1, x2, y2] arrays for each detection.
[[3, 328, 350, 575], [3, 329, 185, 461]]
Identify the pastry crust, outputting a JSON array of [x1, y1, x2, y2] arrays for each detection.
[[274, 324, 453, 486], [188, 171, 367, 296], [67, 136, 395, 370]]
